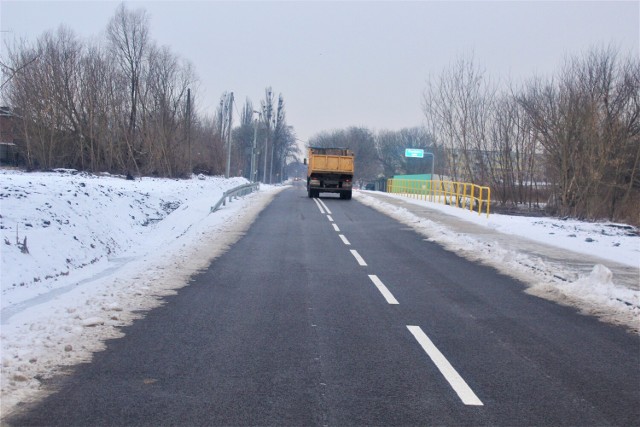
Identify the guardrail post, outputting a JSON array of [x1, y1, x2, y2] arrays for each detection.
[[211, 182, 260, 213]]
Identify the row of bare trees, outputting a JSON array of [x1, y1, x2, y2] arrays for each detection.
[[423, 47, 639, 224], [309, 47, 637, 224], [423, 55, 545, 209], [3, 4, 195, 176], [228, 89, 299, 183], [308, 126, 438, 187], [309, 127, 380, 184], [1, 4, 297, 182]]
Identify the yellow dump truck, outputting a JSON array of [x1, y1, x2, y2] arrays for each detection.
[[305, 147, 354, 199]]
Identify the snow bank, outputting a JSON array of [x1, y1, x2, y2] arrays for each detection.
[[369, 192, 639, 268], [1, 170, 246, 304], [0, 169, 282, 417], [355, 191, 640, 332]]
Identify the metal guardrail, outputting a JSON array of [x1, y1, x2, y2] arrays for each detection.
[[387, 178, 491, 217], [210, 182, 260, 213]]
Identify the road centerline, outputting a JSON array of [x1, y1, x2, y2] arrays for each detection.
[[317, 199, 331, 214], [332, 224, 340, 232], [312, 198, 325, 214], [407, 325, 483, 407], [350, 250, 367, 266], [339, 235, 351, 245], [368, 275, 399, 304]]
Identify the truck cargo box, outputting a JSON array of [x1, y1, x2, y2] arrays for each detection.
[[306, 147, 355, 200], [308, 154, 354, 174]]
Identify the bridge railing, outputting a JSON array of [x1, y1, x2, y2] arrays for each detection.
[[386, 178, 491, 217]]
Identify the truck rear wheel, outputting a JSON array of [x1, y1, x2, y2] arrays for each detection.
[[340, 191, 352, 200]]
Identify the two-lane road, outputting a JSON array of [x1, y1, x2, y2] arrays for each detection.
[[10, 185, 639, 426]]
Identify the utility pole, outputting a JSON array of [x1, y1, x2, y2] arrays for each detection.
[[262, 125, 268, 183], [427, 152, 435, 177], [261, 88, 273, 184], [218, 98, 224, 141], [250, 113, 258, 182], [269, 138, 274, 184], [225, 92, 234, 178], [186, 88, 191, 175]]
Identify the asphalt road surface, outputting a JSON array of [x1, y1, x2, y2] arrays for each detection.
[[9, 185, 640, 426]]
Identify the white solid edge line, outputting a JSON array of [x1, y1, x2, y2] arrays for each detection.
[[318, 199, 332, 214], [350, 249, 367, 266], [339, 234, 351, 245], [327, 215, 334, 222], [407, 326, 483, 406], [368, 275, 399, 305], [333, 223, 340, 232], [313, 198, 325, 214]]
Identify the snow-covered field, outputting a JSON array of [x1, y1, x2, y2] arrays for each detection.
[[0, 170, 638, 418]]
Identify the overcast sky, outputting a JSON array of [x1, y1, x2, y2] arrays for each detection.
[[1, 1, 638, 143]]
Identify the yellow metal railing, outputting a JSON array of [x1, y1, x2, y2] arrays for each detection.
[[386, 179, 491, 217]]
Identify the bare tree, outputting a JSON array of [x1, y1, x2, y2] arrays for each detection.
[[78, 43, 115, 172], [106, 3, 149, 176], [215, 91, 235, 177], [486, 90, 542, 207], [5, 36, 48, 169], [309, 127, 380, 182], [0, 55, 39, 91], [3, 2, 310, 186], [423, 54, 495, 183], [5, 27, 84, 170], [271, 94, 300, 182], [190, 114, 225, 176], [142, 44, 196, 176], [376, 127, 436, 178], [259, 87, 275, 183], [232, 98, 257, 179], [519, 46, 639, 222]]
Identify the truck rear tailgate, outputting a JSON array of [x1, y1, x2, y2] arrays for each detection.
[[310, 155, 354, 173]]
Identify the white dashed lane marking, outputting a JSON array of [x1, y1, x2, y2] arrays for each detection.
[[407, 326, 483, 406], [368, 275, 399, 304], [313, 195, 479, 408], [339, 235, 351, 245], [350, 250, 367, 266]]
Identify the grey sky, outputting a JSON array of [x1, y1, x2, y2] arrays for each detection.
[[2, 1, 638, 143]]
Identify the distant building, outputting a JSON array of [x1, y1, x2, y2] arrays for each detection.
[[0, 107, 14, 142], [0, 107, 20, 165]]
